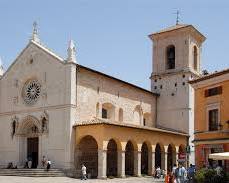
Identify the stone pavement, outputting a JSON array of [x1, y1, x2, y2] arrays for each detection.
[[0, 176, 164, 183]]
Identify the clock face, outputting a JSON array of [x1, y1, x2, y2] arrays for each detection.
[[23, 80, 41, 105]]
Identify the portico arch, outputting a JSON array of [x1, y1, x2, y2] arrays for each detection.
[[155, 143, 165, 170], [141, 142, 149, 175], [125, 140, 136, 176], [75, 135, 98, 178], [107, 139, 118, 177], [167, 144, 176, 172]]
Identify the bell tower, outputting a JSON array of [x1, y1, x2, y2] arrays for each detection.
[[149, 24, 206, 164]]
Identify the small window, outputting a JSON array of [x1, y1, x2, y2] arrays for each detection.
[[29, 59, 33, 64], [102, 108, 108, 119], [154, 79, 157, 82], [209, 109, 219, 131], [166, 45, 175, 69], [193, 46, 198, 70], [154, 86, 157, 90], [182, 74, 185, 78], [175, 83, 177, 87], [160, 85, 163, 89], [205, 86, 222, 97], [182, 82, 185, 86], [143, 118, 146, 126]]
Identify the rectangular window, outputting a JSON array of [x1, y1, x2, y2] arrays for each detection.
[[208, 109, 218, 131], [205, 86, 222, 97], [102, 108, 108, 119], [143, 118, 146, 126]]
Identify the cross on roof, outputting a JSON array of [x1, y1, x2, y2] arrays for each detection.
[[175, 10, 180, 25]]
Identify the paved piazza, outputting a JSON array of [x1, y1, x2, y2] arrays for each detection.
[[0, 176, 164, 183]]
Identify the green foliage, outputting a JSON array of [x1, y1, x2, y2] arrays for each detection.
[[195, 168, 229, 183]]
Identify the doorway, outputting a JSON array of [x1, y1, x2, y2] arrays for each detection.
[[27, 137, 39, 168]]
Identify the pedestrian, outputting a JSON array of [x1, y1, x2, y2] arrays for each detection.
[[24, 158, 28, 168], [41, 156, 46, 168], [46, 159, 51, 171], [187, 164, 195, 182], [172, 164, 177, 179], [155, 166, 161, 179], [28, 157, 32, 169], [175, 163, 186, 183], [165, 171, 173, 183], [81, 164, 87, 180]]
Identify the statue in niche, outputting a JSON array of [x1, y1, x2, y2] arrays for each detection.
[[41, 110, 49, 133], [11, 116, 19, 139], [41, 117, 47, 133]]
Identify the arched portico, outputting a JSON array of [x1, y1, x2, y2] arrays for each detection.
[[75, 135, 98, 178], [107, 139, 118, 177], [167, 144, 176, 172], [74, 122, 188, 179], [141, 142, 149, 175], [125, 141, 135, 176]]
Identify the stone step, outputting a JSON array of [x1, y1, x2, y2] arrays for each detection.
[[0, 169, 65, 177]]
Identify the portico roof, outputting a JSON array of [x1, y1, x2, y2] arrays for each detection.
[[73, 118, 188, 137]]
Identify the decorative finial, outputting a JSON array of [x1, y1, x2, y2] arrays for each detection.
[[0, 57, 4, 76], [175, 10, 180, 25], [67, 39, 77, 63], [31, 21, 40, 43]]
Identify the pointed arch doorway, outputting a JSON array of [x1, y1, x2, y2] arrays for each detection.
[[17, 116, 43, 168]]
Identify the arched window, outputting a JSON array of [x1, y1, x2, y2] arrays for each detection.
[[166, 45, 175, 69], [133, 105, 142, 124], [193, 46, 198, 70], [143, 113, 151, 126], [102, 103, 115, 120]]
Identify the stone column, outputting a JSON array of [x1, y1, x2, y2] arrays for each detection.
[[149, 151, 155, 175], [164, 152, 168, 173], [134, 150, 141, 177], [117, 150, 125, 178], [97, 149, 107, 179], [176, 151, 179, 164]]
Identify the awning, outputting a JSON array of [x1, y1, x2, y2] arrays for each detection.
[[209, 152, 229, 160]]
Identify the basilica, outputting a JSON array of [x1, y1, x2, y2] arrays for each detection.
[[0, 23, 205, 178]]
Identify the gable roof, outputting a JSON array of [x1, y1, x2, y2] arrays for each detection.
[[0, 40, 65, 80], [152, 24, 190, 35], [1, 40, 158, 96]]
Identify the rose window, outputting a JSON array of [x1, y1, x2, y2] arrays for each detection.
[[23, 80, 41, 105]]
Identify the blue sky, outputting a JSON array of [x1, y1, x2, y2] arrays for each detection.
[[0, 0, 228, 89]]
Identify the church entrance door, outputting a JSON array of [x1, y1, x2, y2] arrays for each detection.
[[27, 137, 39, 168]]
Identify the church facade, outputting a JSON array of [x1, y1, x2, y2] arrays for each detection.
[[0, 23, 205, 178]]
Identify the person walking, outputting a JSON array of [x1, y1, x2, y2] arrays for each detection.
[[187, 164, 195, 183], [41, 156, 46, 168], [46, 159, 51, 171], [175, 163, 186, 183], [81, 164, 87, 180]]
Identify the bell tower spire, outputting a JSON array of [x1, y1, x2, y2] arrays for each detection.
[[67, 39, 77, 63], [31, 21, 40, 43]]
